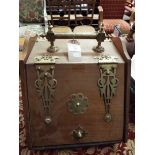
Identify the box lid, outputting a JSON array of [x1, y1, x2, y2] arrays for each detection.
[[26, 39, 125, 64]]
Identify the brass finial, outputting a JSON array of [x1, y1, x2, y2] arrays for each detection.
[[45, 24, 59, 53], [92, 23, 106, 53]]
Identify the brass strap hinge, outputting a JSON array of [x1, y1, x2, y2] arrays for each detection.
[[35, 65, 57, 124], [97, 63, 119, 122]]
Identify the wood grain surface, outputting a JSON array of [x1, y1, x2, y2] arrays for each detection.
[[21, 38, 130, 148], [26, 63, 124, 146]]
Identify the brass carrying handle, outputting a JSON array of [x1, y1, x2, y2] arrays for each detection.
[[40, 25, 107, 53]]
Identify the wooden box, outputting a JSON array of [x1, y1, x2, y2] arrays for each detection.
[[20, 37, 131, 150]]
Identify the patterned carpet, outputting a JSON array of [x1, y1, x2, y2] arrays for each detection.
[[19, 81, 135, 155]]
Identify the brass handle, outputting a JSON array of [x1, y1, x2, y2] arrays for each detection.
[[72, 126, 88, 141]]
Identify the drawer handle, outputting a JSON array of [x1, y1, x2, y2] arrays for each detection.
[[72, 126, 88, 141]]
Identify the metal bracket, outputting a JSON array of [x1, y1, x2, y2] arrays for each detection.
[[97, 64, 119, 122], [35, 65, 57, 124]]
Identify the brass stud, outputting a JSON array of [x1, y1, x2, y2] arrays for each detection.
[[45, 116, 52, 124]]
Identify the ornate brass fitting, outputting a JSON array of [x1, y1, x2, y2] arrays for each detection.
[[67, 93, 89, 115], [40, 24, 107, 53], [34, 55, 59, 64], [97, 64, 119, 122], [72, 126, 88, 141], [46, 25, 59, 53], [35, 65, 57, 124], [40, 25, 59, 53], [94, 55, 118, 63], [93, 24, 106, 53]]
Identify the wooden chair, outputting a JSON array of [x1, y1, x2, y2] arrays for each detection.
[[72, 0, 96, 33], [124, 0, 135, 23], [99, 0, 131, 34], [46, 0, 72, 33], [124, 0, 135, 16]]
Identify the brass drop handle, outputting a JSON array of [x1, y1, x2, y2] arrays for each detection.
[[72, 126, 88, 141], [104, 113, 112, 122]]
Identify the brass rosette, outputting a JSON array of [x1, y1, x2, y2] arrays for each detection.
[[67, 93, 89, 115]]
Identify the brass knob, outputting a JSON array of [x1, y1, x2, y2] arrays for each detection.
[[72, 126, 87, 140], [76, 102, 80, 107], [104, 113, 112, 122], [44, 116, 52, 124]]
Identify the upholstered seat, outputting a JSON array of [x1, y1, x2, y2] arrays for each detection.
[[99, 0, 131, 35], [52, 26, 72, 33], [103, 19, 130, 34], [73, 25, 96, 34]]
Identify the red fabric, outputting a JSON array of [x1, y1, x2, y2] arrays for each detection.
[[19, 80, 135, 155], [100, 0, 126, 19], [103, 19, 130, 34]]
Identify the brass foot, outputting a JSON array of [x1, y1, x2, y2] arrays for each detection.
[[92, 46, 104, 53], [47, 46, 59, 53]]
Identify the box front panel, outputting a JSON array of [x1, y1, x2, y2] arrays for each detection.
[[26, 62, 124, 147]]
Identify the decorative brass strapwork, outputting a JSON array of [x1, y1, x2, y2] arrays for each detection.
[[46, 25, 59, 53], [93, 25, 106, 53], [94, 55, 118, 63], [34, 55, 59, 64], [67, 93, 89, 115], [97, 64, 119, 122], [35, 65, 57, 124], [72, 126, 88, 141]]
